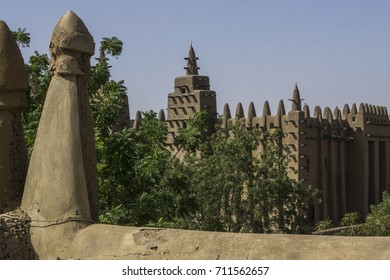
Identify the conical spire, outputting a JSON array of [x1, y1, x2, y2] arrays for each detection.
[[380, 106, 385, 116], [222, 103, 231, 128], [262, 100, 271, 116], [364, 103, 369, 113], [184, 42, 199, 76], [290, 82, 302, 111], [351, 103, 357, 115], [248, 102, 257, 119], [375, 105, 380, 115], [275, 100, 285, 127], [342, 104, 350, 119], [324, 107, 333, 122], [158, 109, 166, 121], [0, 21, 29, 92], [133, 110, 142, 129], [277, 99, 286, 116], [235, 102, 244, 119], [379, 106, 385, 116], [333, 107, 342, 121], [303, 103, 310, 118], [313, 106, 322, 119], [359, 103, 366, 114]]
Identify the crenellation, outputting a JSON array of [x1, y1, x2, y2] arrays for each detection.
[[313, 106, 322, 120], [342, 104, 350, 120], [247, 101, 256, 119], [234, 102, 244, 119], [303, 103, 310, 119], [158, 109, 166, 121], [222, 103, 231, 128], [262, 100, 271, 116], [133, 110, 142, 129]]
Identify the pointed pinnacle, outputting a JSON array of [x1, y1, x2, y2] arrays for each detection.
[[333, 107, 341, 121], [342, 104, 350, 119], [51, 10, 95, 56], [359, 103, 366, 114], [222, 103, 231, 128], [262, 101, 271, 116], [133, 111, 142, 129], [248, 102, 257, 119], [323, 107, 332, 122], [277, 99, 286, 116], [313, 106, 322, 119], [0, 21, 28, 91], [185, 43, 199, 76], [158, 109, 166, 121], [303, 103, 310, 118], [290, 82, 302, 111], [351, 103, 357, 115], [235, 102, 244, 119], [223, 103, 232, 119]]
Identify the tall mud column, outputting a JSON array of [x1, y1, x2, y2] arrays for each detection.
[[0, 21, 29, 209], [21, 11, 99, 222]]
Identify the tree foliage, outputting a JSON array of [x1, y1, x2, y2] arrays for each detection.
[[23, 51, 51, 155], [178, 121, 318, 233], [318, 192, 390, 236], [12, 28, 30, 48], [363, 192, 390, 236]]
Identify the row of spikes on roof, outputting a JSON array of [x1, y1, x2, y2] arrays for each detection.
[[131, 83, 389, 129], [223, 101, 389, 121], [132, 109, 167, 129], [221, 83, 389, 125]]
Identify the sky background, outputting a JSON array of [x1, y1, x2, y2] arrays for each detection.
[[2, 0, 390, 118]]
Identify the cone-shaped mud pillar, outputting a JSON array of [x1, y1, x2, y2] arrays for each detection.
[[21, 11, 98, 222], [222, 103, 231, 128], [158, 109, 166, 121], [0, 20, 29, 209], [133, 110, 142, 129], [235, 102, 244, 119]]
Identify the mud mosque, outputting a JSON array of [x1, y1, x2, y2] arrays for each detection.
[[119, 42, 390, 225], [1, 11, 390, 259]]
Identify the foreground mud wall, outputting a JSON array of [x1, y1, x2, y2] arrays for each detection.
[[26, 223, 390, 260], [0, 210, 36, 259]]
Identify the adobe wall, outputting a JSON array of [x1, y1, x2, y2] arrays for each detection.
[[0, 209, 36, 259], [29, 223, 390, 260]]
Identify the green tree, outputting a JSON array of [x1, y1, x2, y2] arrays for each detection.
[[98, 111, 195, 226], [23, 51, 51, 155], [180, 121, 318, 233], [12, 28, 30, 48], [362, 192, 390, 236]]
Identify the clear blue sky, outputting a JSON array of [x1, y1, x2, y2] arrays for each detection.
[[2, 0, 390, 117]]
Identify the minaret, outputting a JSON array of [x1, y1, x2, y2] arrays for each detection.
[[166, 43, 217, 151], [0, 21, 29, 209]]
